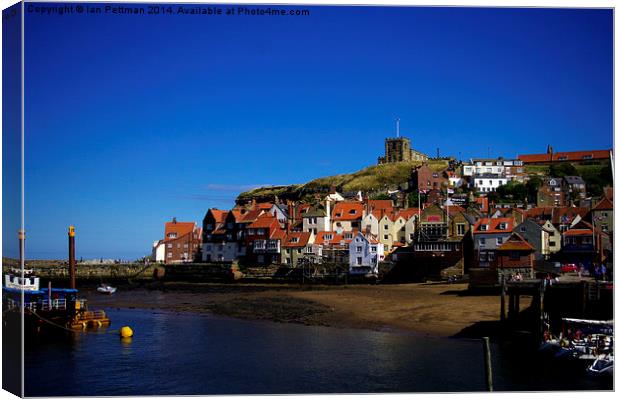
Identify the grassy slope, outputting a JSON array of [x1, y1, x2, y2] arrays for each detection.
[[238, 160, 449, 201]]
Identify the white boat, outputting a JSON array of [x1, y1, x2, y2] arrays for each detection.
[[587, 354, 614, 377], [97, 284, 116, 294]]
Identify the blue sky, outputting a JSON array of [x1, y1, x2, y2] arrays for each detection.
[[11, 4, 614, 259]]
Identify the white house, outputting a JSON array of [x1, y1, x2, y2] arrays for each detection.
[[348, 233, 384, 275], [361, 212, 380, 236], [302, 205, 330, 234], [151, 240, 165, 262]]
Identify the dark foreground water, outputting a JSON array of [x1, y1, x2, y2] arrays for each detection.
[[24, 309, 611, 396]]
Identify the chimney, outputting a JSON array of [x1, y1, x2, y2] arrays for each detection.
[[172, 217, 177, 224]]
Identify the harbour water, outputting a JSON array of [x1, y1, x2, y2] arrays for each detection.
[[24, 308, 611, 396]]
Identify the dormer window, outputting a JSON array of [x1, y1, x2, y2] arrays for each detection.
[[324, 234, 333, 240], [345, 233, 353, 239], [349, 209, 357, 215], [291, 237, 299, 243], [558, 156, 567, 161], [167, 233, 177, 239], [498, 223, 507, 230], [480, 225, 488, 231], [583, 155, 593, 160]]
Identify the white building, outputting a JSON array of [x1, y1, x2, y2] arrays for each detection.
[[463, 158, 526, 192], [151, 240, 165, 262], [348, 233, 384, 275]]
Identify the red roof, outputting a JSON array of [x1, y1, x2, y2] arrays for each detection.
[[518, 149, 611, 163], [396, 208, 420, 220], [563, 228, 593, 237], [209, 209, 228, 224], [315, 230, 357, 246], [248, 214, 279, 229], [164, 220, 196, 242], [239, 209, 264, 223], [282, 231, 311, 248], [368, 199, 393, 211], [592, 197, 613, 211], [472, 218, 514, 234], [497, 233, 535, 251], [332, 201, 364, 221]]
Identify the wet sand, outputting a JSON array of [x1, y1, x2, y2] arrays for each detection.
[[84, 282, 507, 338]]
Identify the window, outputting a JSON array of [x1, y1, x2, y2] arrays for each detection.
[[324, 234, 333, 240], [384, 235, 388, 240], [384, 225, 389, 230], [349, 209, 357, 215], [184, 244, 188, 248], [227, 223, 233, 229], [479, 238, 486, 246], [257, 229, 265, 235], [167, 243, 172, 248], [206, 245, 212, 251], [206, 224, 213, 230], [257, 255, 264, 263], [177, 244, 181, 248], [167, 232, 177, 239], [457, 224, 465, 236], [371, 246, 377, 252], [297, 248, 302, 254], [509, 251, 520, 260], [227, 234, 232, 240], [480, 225, 488, 231], [167, 253, 172, 257], [602, 224, 609, 232], [602, 212, 608, 217], [558, 156, 567, 161], [356, 257, 363, 265], [291, 237, 299, 243], [582, 155, 593, 160], [498, 223, 506, 230], [356, 246, 362, 253], [409, 233, 415, 240], [496, 237, 503, 245], [346, 233, 353, 239], [247, 229, 255, 235], [286, 258, 291, 264]]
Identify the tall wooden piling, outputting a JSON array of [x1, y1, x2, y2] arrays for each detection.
[[482, 336, 493, 391], [68, 226, 76, 289], [18, 229, 25, 268], [500, 274, 506, 322]]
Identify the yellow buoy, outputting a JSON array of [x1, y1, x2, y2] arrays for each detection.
[[120, 326, 133, 338]]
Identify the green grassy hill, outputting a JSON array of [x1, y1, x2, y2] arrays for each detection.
[[237, 160, 449, 203]]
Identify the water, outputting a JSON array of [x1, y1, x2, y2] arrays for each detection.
[[24, 309, 611, 396]]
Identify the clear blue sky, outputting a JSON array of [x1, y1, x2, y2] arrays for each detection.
[[12, 4, 614, 260]]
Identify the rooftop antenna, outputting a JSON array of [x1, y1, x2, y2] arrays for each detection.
[[395, 117, 400, 138]]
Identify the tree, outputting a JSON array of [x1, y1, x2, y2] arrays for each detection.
[[526, 176, 543, 203]]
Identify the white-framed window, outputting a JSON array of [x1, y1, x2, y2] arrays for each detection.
[[167, 252, 172, 257], [457, 223, 465, 236], [167, 232, 177, 239], [356, 257, 362, 265], [356, 246, 362, 253], [371, 246, 377, 252], [167, 243, 172, 248], [496, 237, 503, 245], [479, 238, 486, 246], [184, 244, 188, 248]]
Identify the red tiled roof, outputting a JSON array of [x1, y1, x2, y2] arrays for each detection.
[[332, 201, 364, 221], [239, 209, 264, 223], [315, 230, 357, 245], [368, 199, 393, 211], [396, 208, 420, 220], [209, 209, 228, 224], [248, 214, 279, 229], [564, 229, 593, 237], [164, 221, 196, 242], [518, 149, 611, 163], [270, 228, 287, 240], [282, 231, 311, 248], [497, 233, 535, 251], [592, 197, 613, 211], [472, 218, 514, 234]]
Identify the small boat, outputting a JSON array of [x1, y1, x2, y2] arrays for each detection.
[[587, 354, 614, 378], [97, 284, 116, 294]]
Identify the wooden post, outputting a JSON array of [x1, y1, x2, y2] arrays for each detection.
[[68, 226, 76, 289], [482, 337, 493, 392], [500, 274, 506, 322]]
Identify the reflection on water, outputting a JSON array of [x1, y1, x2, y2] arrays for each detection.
[[24, 309, 611, 396]]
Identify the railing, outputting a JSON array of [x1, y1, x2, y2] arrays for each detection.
[[40, 299, 67, 311]]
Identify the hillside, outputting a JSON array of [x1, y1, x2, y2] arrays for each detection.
[[237, 160, 449, 203]]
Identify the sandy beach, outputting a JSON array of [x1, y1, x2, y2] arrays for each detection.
[[84, 282, 509, 338]]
